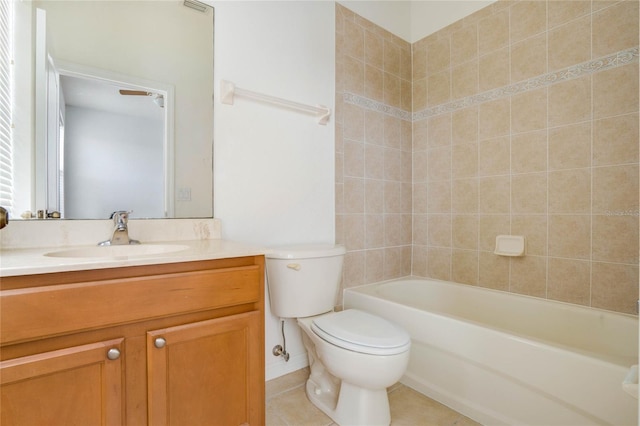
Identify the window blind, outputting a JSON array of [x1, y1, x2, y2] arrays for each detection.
[[0, 0, 12, 214]]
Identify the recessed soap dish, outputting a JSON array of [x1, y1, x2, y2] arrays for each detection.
[[494, 235, 525, 257]]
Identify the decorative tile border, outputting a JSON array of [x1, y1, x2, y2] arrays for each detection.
[[343, 47, 639, 123], [342, 93, 412, 121]]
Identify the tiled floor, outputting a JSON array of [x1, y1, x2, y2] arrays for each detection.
[[266, 368, 481, 426]]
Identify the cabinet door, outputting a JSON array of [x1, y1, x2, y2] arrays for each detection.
[[147, 311, 263, 426], [0, 338, 124, 426]]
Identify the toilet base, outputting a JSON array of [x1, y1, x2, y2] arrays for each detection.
[[305, 377, 391, 426]]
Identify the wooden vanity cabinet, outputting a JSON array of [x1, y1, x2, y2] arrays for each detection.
[[0, 255, 265, 426]]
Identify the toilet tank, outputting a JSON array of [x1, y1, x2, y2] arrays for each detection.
[[265, 244, 346, 318]]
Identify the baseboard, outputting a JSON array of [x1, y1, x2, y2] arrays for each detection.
[[266, 352, 309, 381]]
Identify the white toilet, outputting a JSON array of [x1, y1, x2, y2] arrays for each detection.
[[265, 244, 411, 426]]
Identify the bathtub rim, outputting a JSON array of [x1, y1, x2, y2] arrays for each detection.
[[343, 275, 638, 368]]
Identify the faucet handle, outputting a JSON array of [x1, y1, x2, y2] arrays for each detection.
[[111, 210, 133, 223]]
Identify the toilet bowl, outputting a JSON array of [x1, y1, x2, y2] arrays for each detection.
[[298, 309, 410, 426], [265, 244, 411, 426]]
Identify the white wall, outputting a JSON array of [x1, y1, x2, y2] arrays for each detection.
[[340, 0, 412, 41], [64, 106, 164, 219], [211, 1, 336, 380], [410, 1, 495, 42], [339, 0, 495, 43]]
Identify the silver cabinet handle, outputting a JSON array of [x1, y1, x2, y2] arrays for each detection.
[[107, 348, 121, 360], [154, 337, 167, 349]]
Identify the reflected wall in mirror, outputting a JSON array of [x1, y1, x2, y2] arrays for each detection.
[[58, 69, 168, 219], [14, 0, 214, 219]]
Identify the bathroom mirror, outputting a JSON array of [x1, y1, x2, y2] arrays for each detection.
[[17, 0, 214, 219]]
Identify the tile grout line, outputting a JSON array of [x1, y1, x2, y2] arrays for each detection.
[[588, 0, 594, 310], [544, 0, 550, 301]]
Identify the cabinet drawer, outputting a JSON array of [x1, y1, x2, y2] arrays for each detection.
[[1, 264, 261, 344]]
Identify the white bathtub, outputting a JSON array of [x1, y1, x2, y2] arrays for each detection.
[[343, 278, 639, 426]]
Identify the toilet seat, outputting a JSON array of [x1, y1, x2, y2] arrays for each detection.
[[311, 309, 410, 356]]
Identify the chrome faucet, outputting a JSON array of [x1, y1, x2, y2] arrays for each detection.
[[98, 211, 140, 246]]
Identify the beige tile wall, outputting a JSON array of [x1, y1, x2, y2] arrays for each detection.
[[335, 4, 413, 293], [337, 1, 639, 315], [412, 0, 639, 314]]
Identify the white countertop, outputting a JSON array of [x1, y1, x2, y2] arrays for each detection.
[[0, 239, 265, 277]]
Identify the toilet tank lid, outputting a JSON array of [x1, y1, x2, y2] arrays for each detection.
[[266, 244, 346, 260]]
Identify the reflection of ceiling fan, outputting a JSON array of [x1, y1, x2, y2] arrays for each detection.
[[119, 89, 152, 96], [119, 89, 164, 108]]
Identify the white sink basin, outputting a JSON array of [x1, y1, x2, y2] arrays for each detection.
[[44, 244, 190, 259]]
